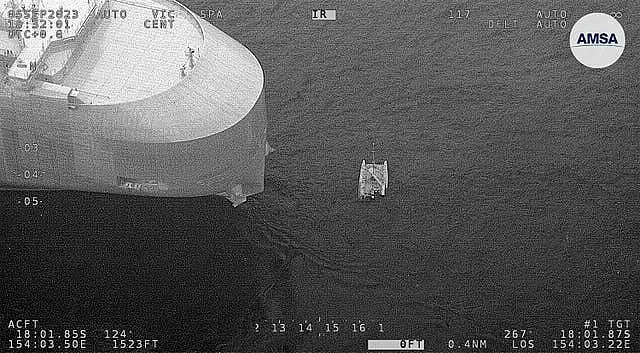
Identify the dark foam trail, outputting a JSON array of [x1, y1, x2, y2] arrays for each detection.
[[238, 194, 506, 330]]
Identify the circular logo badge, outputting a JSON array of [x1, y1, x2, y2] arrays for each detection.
[[570, 13, 625, 68]]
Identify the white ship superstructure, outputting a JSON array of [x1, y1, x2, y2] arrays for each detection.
[[1, 0, 103, 79]]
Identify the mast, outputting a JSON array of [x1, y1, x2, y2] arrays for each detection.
[[371, 142, 375, 164]]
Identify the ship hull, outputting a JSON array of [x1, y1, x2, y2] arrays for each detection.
[[0, 90, 266, 205]]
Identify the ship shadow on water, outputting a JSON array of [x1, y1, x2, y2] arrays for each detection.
[[0, 190, 296, 352]]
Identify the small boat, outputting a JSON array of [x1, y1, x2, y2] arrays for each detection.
[[358, 143, 388, 200]]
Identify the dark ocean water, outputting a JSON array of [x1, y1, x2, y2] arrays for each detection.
[[3, 0, 640, 352]]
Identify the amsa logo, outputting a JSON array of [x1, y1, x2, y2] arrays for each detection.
[[570, 13, 625, 68], [576, 32, 619, 45]]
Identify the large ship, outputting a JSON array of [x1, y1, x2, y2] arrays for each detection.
[[0, 0, 268, 206]]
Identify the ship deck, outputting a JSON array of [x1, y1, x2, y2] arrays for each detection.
[[59, 0, 203, 104], [2, 0, 264, 143]]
